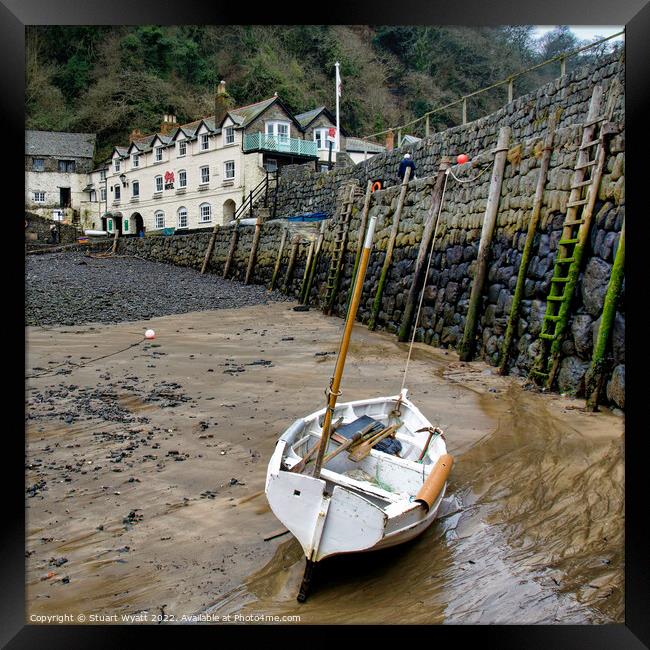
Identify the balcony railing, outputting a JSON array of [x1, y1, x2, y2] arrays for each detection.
[[243, 133, 317, 158]]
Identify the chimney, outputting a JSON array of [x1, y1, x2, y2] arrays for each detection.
[[159, 113, 177, 136], [385, 129, 395, 152], [129, 128, 144, 143], [215, 80, 233, 125]]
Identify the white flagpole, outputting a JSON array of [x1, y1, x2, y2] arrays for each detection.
[[335, 61, 341, 153]]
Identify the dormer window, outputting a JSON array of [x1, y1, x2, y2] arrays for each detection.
[[132, 153, 139, 168], [314, 128, 331, 151], [178, 140, 187, 157], [224, 126, 235, 145], [266, 121, 290, 142], [155, 147, 163, 162], [200, 134, 209, 151], [114, 159, 121, 172]]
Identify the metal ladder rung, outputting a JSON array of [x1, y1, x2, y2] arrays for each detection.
[[530, 369, 550, 378], [544, 314, 562, 321]]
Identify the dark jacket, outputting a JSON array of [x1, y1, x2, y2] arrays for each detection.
[[398, 158, 416, 180]]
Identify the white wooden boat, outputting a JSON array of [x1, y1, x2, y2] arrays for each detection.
[[265, 389, 452, 599], [264, 214, 453, 600]]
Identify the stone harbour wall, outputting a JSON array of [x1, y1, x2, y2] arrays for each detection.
[[116, 51, 625, 409]]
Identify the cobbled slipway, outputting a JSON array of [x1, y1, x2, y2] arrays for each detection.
[[26, 252, 291, 327]]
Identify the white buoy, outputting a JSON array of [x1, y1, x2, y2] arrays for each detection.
[[145, 329, 156, 340]]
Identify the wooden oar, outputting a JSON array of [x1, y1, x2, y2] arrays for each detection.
[[348, 424, 398, 462], [290, 418, 344, 473]]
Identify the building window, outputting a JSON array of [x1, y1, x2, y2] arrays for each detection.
[[266, 121, 290, 142], [155, 175, 163, 192], [199, 203, 211, 223], [178, 140, 187, 157], [58, 159, 76, 173], [155, 147, 163, 162], [178, 170, 187, 188], [100, 169, 106, 181], [132, 180, 139, 197], [33, 191, 45, 203], [114, 185, 121, 201], [177, 207, 188, 228], [224, 160, 235, 180], [90, 190, 97, 202], [100, 187, 107, 201], [114, 159, 121, 172], [314, 128, 331, 150], [155, 211, 165, 229], [200, 166, 209, 185], [224, 126, 235, 145], [32, 158, 44, 172], [132, 153, 139, 168], [200, 134, 209, 151]]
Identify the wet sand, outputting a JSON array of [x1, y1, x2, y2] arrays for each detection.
[[26, 302, 623, 624]]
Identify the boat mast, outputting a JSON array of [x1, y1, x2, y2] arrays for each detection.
[[311, 216, 377, 479]]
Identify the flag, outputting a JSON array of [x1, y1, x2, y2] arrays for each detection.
[[336, 63, 342, 99]]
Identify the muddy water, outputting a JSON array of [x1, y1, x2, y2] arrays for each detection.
[[26, 303, 623, 624], [204, 369, 623, 624]]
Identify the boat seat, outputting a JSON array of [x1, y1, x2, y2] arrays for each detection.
[[320, 468, 403, 503]]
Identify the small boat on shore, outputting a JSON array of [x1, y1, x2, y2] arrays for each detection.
[[264, 214, 453, 601]]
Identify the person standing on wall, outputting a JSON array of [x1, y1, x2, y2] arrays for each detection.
[[398, 152, 416, 182]]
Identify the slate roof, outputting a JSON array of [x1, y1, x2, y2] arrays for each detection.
[[227, 97, 278, 127], [295, 106, 326, 128], [25, 130, 96, 159], [345, 137, 386, 154], [401, 134, 421, 145]]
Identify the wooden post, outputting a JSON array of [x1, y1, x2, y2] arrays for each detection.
[[462, 97, 468, 125], [397, 129, 402, 148], [346, 181, 373, 309], [301, 220, 326, 306], [244, 216, 262, 285], [458, 126, 511, 361], [368, 167, 411, 330], [560, 56, 566, 77], [507, 78, 514, 103], [498, 114, 556, 374], [585, 219, 625, 411], [312, 217, 378, 479], [283, 235, 301, 292], [222, 224, 239, 279], [298, 239, 316, 303], [111, 224, 120, 255], [200, 222, 220, 274], [425, 114, 430, 138], [270, 228, 288, 290], [398, 159, 450, 342]]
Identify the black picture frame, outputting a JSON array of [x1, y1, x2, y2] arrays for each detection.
[[5, 0, 647, 646]]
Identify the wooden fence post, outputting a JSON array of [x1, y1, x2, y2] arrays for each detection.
[[585, 219, 625, 411], [425, 114, 430, 138], [458, 126, 511, 361], [244, 216, 262, 285], [301, 220, 326, 306], [283, 235, 301, 292], [270, 228, 288, 290], [298, 239, 316, 303], [398, 159, 450, 342], [368, 167, 411, 330], [200, 222, 220, 274], [498, 114, 556, 374], [222, 223, 239, 279]]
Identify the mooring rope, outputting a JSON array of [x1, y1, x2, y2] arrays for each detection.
[[446, 163, 492, 184], [400, 169, 450, 394]]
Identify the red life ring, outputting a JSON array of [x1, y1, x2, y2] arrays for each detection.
[[371, 181, 382, 193]]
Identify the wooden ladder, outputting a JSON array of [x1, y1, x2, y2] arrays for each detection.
[[530, 84, 617, 388], [322, 183, 361, 315]]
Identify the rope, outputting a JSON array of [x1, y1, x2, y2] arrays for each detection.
[[400, 169, 450, 394], [447, 163, 492, 184]]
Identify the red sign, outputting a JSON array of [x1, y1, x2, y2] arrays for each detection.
[[164, 171, 175, 183], [328, 127, 336, 138]]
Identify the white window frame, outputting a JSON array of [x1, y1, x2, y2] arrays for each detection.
[[100, 187, 107, 201], [199, 203, 212, 223], [90, 190, 97, 202], [200, 133, 209, 151], [177, 140, 187, 157], [266, 120, 290, 142], [132, 180, 140, 197], [131, 153, 139, 168], [33, 191, 45, 203], [178, 170, 187, 188], [114, 185, 121, 201], [224, 160, 235, 180], [32, 158, 44, 172], [224, 126, 235, 145], [155, 175, 163, 193], [200, 166, 210, 185], [154, 211, 165, 229], [177, 206, 188, 229], [100, 169, 106, 181], [313, 128, 331, 150], [155, 146, 163, 162], [114, 158, 121, 172]]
